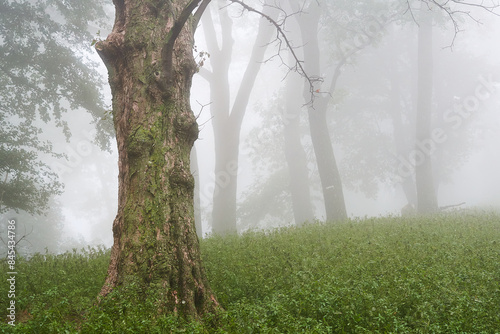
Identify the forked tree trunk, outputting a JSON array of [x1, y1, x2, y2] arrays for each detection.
[[298, 2, 347, 222], [95, 0, 218, 318], [201, 2, 277, 234], [201, 5, 236, 234]]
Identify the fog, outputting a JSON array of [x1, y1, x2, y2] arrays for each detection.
[[2, 1, 500, 254], [189, 2, 500, 235]]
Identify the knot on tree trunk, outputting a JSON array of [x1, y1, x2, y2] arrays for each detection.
[[95, 31, 125, 66]]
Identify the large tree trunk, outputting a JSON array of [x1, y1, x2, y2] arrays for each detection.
[[201, 2, 277, 234], [298, 3, 347, 222], [95, 0, 218, 318], [415, 6, 438, 214]]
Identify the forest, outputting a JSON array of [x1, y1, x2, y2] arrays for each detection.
[[1, 0, 500, 332]]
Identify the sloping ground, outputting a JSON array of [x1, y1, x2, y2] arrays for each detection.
[[1, 210, 499, 333], [203, 211, 500, 333]]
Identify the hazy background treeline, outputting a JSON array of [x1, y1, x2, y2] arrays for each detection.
[[1, 0, 499, 255]]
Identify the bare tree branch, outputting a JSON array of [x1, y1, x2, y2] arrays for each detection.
[[209, 0, 499, 104], [161, 0, 211, 86], [226, 0, 323, 105], [404, 0, 500, 48]]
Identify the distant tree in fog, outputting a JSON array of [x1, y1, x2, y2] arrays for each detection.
[[239, 90, 310, 229], [413, 4, 440, 213], [285, 0, 394, 222], [334, 2, 500, 213], [239, 0, 396, 225], [0, 198, 64, 256], [282, 67, 315, 226], [241, 0, 500, 223], [199, 0, 279, 234], [297, 0, 350, 222], [0, 0, 111, 215], [0, 112, 62, 214]]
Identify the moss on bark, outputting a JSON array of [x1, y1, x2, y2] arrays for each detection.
[[95, 0, 219, 320]]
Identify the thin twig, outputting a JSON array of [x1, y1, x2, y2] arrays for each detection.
[[226, 0, 322, 105]]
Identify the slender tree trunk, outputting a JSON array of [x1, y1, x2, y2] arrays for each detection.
[[415, 6, 438, 214], [201, 2, 277, 234], [211, 128, 239, 234], [298, 3, 347, 222], [388, 56, 417, 207], [95, 0, 218, 318], [283, 75, 314, 225], [307, 104, 347, 221], [201, 4, 235, 234]]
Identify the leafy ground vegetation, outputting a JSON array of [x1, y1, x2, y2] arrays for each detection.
[[1, 210, 500, 333]]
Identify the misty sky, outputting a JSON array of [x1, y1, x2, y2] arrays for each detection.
[[51, 2, 500, 246]]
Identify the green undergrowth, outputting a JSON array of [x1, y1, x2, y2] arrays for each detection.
[[1, 210, 500, 333]]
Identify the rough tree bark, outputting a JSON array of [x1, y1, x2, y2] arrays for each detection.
[[191, 146, 203, 238], [95, 0, 218, 318], [415, 5, 438, 214]]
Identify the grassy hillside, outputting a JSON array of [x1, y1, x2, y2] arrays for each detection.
[[2, 211, 500, 333]]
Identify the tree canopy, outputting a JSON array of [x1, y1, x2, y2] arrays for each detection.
[[0, 0, 111, 214]]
